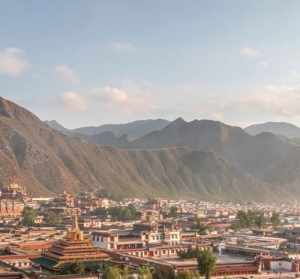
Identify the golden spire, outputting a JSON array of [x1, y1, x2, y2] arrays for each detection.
[[73, 212, 79, 231], [66, 211, 84, 241]]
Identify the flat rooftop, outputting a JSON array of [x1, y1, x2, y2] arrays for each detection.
[[164, 253, 254, 267]]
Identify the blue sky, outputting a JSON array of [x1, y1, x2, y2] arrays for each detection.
[[1, 1, 300, 128]]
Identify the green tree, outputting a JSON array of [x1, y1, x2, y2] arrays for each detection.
[[108, 205, 140, 221], [176, 271, 195, 279], [93, 207, 108, 219], [236, 210, 250, 228], [271, 212, 280, 227], [254, 212, 266, 228], [138, 266, 153, 279], [197, 249, 216, 279], [103, 266, 123, 279], [122, 266, 131, 278], [168, 206, 178, 218], [44, 210, 63, 226], [178, 247, 201, 259], [193, 219, 208, 235], [153, 266, 175, 279], [84, 262, 101, 273], [72, 262, 85, 275], [235, 210, 266, 229], [22, 207, 37, 226], [60, 262, 85, 275]]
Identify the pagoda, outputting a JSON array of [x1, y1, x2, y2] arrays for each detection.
[[36, 214, 109, 271]]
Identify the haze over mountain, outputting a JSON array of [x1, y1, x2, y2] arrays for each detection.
[[72, 119, 170, 140], [45, 119, 170, 145], [131, 118, 300, 183], [2, 96, 300, 201], [245, 122, 300, 139], [45, 120, 71, 135]]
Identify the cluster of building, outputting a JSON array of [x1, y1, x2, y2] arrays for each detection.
[[3, 185, 300, 278], [0, 183, 26, 221]]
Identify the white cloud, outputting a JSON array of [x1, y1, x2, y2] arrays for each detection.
[[239, 85, 300, 118], [111, 42, 136, 52], [102, 86, 129, 103], [240, 47, 259, 58], [194, 85, 300, 127], [62, 91, 87, 112], [0, 48, 30, 77], [92, 85, 153, 114], [55, 65, 80, 84]]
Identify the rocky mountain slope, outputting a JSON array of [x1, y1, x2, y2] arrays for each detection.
[[2, 97, 300, 201], [45, 120, 71, 135], [131, 118, 300, 191], [0, 96, 276, 201]]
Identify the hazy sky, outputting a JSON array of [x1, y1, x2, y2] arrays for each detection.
[[1, 1, 300, 128]]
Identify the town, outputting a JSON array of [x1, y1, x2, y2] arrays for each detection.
[[2, 0, 300, 278], [1, 183, 300, 278]]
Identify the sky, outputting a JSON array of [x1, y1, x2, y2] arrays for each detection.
[[1, 1, 300, 128]]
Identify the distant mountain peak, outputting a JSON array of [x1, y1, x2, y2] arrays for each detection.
[[0, 97, 12, 118], [45, 120, 69, 135], [1, 96, 300, 201], [72, 118, 170, 140], [245, 121, 300, 138], [174, 117, 186, 123]]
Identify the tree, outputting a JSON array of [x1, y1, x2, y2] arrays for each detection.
[[254, 212, 266, 229], [168, 206, 178, 218], [153, 266, 175, 279], [122, 266, 131, 278], [44, 210, 63, 226], [103, 266, 123, 279], [84, 262, 101, 274], [72, 262, 85, 275], [59, 262, 85, 275], [271, 212, 280, 227], [236, 210, 250, 228], [22, 207, 37, 226], [178, 247, 201, 259], [138, 266, 153, 279], [193, 219, 208, 235], [107, 205, 140, 221], [197, 249, 217, 279], [176, 271, 195, 279], [235, 210, 266, 229], [93, 207, 108, 219]]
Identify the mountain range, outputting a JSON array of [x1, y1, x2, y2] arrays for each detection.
[[245, 122, 300, 139], [2, 96, 300, 201]]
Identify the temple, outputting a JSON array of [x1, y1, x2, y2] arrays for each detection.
[[35, 213, 109, 271], [0, 183, 26, 218]]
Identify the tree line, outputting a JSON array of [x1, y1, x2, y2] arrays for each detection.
[[58, 249, 217, 279], [233, 210, 280, 230], [93, 204, 141, 221]]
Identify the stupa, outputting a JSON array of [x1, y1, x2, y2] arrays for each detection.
[[36, 214, 109, 271]]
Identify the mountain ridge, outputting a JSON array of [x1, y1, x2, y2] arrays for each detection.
[[245, 121, 300, 139], [2, 96, 300, 201], [0, 96, 275, 201]]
